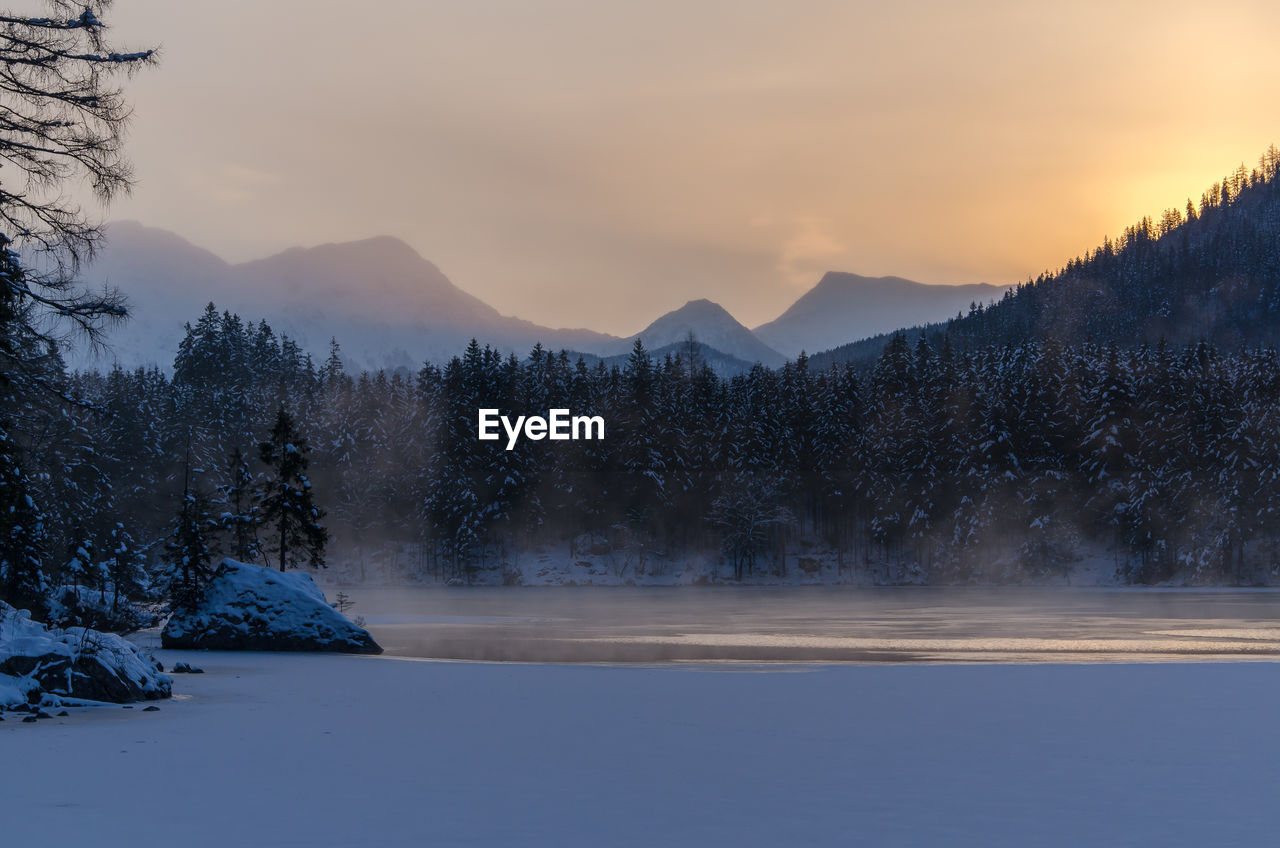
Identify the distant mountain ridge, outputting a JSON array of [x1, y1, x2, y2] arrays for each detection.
[[75, 221, 1002, 372], [78, 222, 617, 372], [604, 298, 785, 368], [754, 272, 1009, 358], [813, 150, 1280, 368]]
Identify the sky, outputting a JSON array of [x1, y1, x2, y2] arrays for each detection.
[[88, 0, 1280, 334]]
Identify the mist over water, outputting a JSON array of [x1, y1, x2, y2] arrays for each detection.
[[331, 586, 1280, 664]]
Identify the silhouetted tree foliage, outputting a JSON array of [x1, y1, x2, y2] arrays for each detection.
[[0, 1, 156, 367], [166, 486, 213, 610], [0, 2, 153, 621], [259, 406, 327, 571]]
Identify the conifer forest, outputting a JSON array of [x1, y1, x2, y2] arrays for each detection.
[[9, 153, 1280, 622]]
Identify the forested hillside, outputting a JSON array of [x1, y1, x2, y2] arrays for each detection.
[[816, 147, 1280, 369]]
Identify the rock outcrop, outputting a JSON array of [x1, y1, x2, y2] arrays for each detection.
[[161, 560, 382, 654], [0, 602, 172, 707]]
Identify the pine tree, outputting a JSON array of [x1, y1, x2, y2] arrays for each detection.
[[105, 522, 146, 617], [0, 426, 47, 612], [217, 446, 263, 563], [167, 487, 214, 610], [259, 406, 328, 571], [322, 337, 346, 390]]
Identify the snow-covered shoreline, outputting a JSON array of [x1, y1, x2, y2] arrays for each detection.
[[5, 651, 1279, 847], [0, 602, 171, 709]]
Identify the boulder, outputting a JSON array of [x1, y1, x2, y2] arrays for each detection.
[[162, 560, 382, 654], [0, 602, 172, 707]]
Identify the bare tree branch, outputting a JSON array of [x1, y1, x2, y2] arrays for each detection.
[[0, 1, 155, 382]]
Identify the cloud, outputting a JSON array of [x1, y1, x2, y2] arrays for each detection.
[[776, 217, 847, 286], [183, 163, 282, 206]]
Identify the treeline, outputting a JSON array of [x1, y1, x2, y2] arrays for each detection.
[[10, 150, 1280, 621], [0, 302, 332, 626], [6, 298, 1280, 628]]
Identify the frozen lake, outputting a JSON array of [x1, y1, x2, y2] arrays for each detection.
[[333, 585, 1280, 663], [14, 652, 1280, 847], [14, 588, 1280, 846]]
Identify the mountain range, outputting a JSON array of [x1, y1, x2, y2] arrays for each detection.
[[604, 299, 788, 368], [753, 272, 1007, 357], [70, 221, 1009, 373]]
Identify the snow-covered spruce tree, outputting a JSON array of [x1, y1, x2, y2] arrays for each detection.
[[423, 341, 493, 579], [0, 425, 46, 609], [258, 406, 328, 571], [104, 521, 146, 616], [216, 446, 263, 564], [617, 339, 666, 543], [166, 486, 215, 611]]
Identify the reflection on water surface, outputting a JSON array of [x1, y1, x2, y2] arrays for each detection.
[[327, 586, 1280, 664]]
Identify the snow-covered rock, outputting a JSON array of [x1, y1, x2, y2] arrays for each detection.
[[162, 560, 382, 654], [0, 601, 172, 707]]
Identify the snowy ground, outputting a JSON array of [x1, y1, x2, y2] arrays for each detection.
[[4, 652, 1279, 847]]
